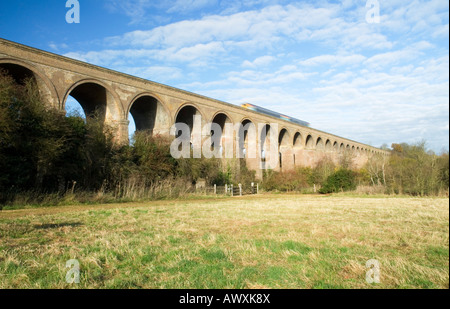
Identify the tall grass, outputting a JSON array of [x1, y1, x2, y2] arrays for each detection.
[[111, 176, 194, 200], [0, 195, 448, 289], [1, 177, 196, 210]]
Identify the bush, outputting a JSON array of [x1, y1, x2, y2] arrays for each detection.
[[319, 169, 357, 194], [262, 167, 312, 192]]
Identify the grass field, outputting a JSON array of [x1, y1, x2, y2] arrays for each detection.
[[0, 194, 448, 289]]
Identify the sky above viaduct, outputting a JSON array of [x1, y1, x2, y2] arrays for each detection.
[[0, 0, 448, 152]]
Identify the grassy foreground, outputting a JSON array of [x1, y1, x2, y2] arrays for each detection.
[[0, 194, 448, 289]]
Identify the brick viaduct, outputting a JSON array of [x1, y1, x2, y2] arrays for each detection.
[[0, 38, 388, 179]]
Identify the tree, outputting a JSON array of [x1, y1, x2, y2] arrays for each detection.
[[310, 156, 336, 186], [0, 70, 116, 196], [0, 72, 69, 191], [386, 141, 448, 196], [365, 152, 388, 186]]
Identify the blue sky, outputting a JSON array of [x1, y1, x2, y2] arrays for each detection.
[[1, 0, 448, 152]]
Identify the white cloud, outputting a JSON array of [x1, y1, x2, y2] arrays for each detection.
[[163, 41, 227, 64], [364, 41, 434, 70], [299, 54, 366, 67], [120, 66, 183, 82], [104, 0, 154, 24], [49, 42, 69, 51], [62, 1, 448, 151], [432, 23, 449, 38], [103, 4, 392, 51], [242, 55, 276, 68]]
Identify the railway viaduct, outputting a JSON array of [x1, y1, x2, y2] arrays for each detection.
[[0, 38, 388, 179]]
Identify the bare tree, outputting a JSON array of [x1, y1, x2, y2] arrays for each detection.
[[366, 152, 388, 186]]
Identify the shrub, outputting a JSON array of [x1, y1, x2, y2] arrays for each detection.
[[262, 167, 312, 192], [319, 169, 357, 194]]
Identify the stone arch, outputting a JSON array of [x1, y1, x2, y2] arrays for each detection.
[[293, 132, 302, 148], [175, 103, 205, 125], [278, 128, 291, 170], [238, 118, 256, 159], [305, 134, 314, 149], [0, 58, 59, 108], [210, 112, 233, 157], [316, 137, 325, 151], [325, 139, 332, 152], [175, 104, 202, 132], [278, 128, 290, 147], [127, 93, 170, 136], [292, 132, 302, 167], [260, 124, 275, 166], [63, 79, 123, 123], [260, 124, 272, 152], [174, 104, 204, 149], [333, 141, 339, 152]]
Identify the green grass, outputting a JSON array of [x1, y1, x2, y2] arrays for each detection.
[[0, 195, 448, 289]]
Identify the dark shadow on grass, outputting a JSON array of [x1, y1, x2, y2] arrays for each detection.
[[33, 222, 83, 230]]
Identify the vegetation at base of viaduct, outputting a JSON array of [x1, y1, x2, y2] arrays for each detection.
[[0, 71, 448, 207]]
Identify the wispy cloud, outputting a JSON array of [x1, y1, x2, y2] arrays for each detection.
[[104, 0, 154, 25], [166, 0, 219, 14], [299, 54, 367, 67], [242, 56, 276, 68]]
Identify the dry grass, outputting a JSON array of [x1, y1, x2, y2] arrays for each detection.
[[0, 194, 448, 289]]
